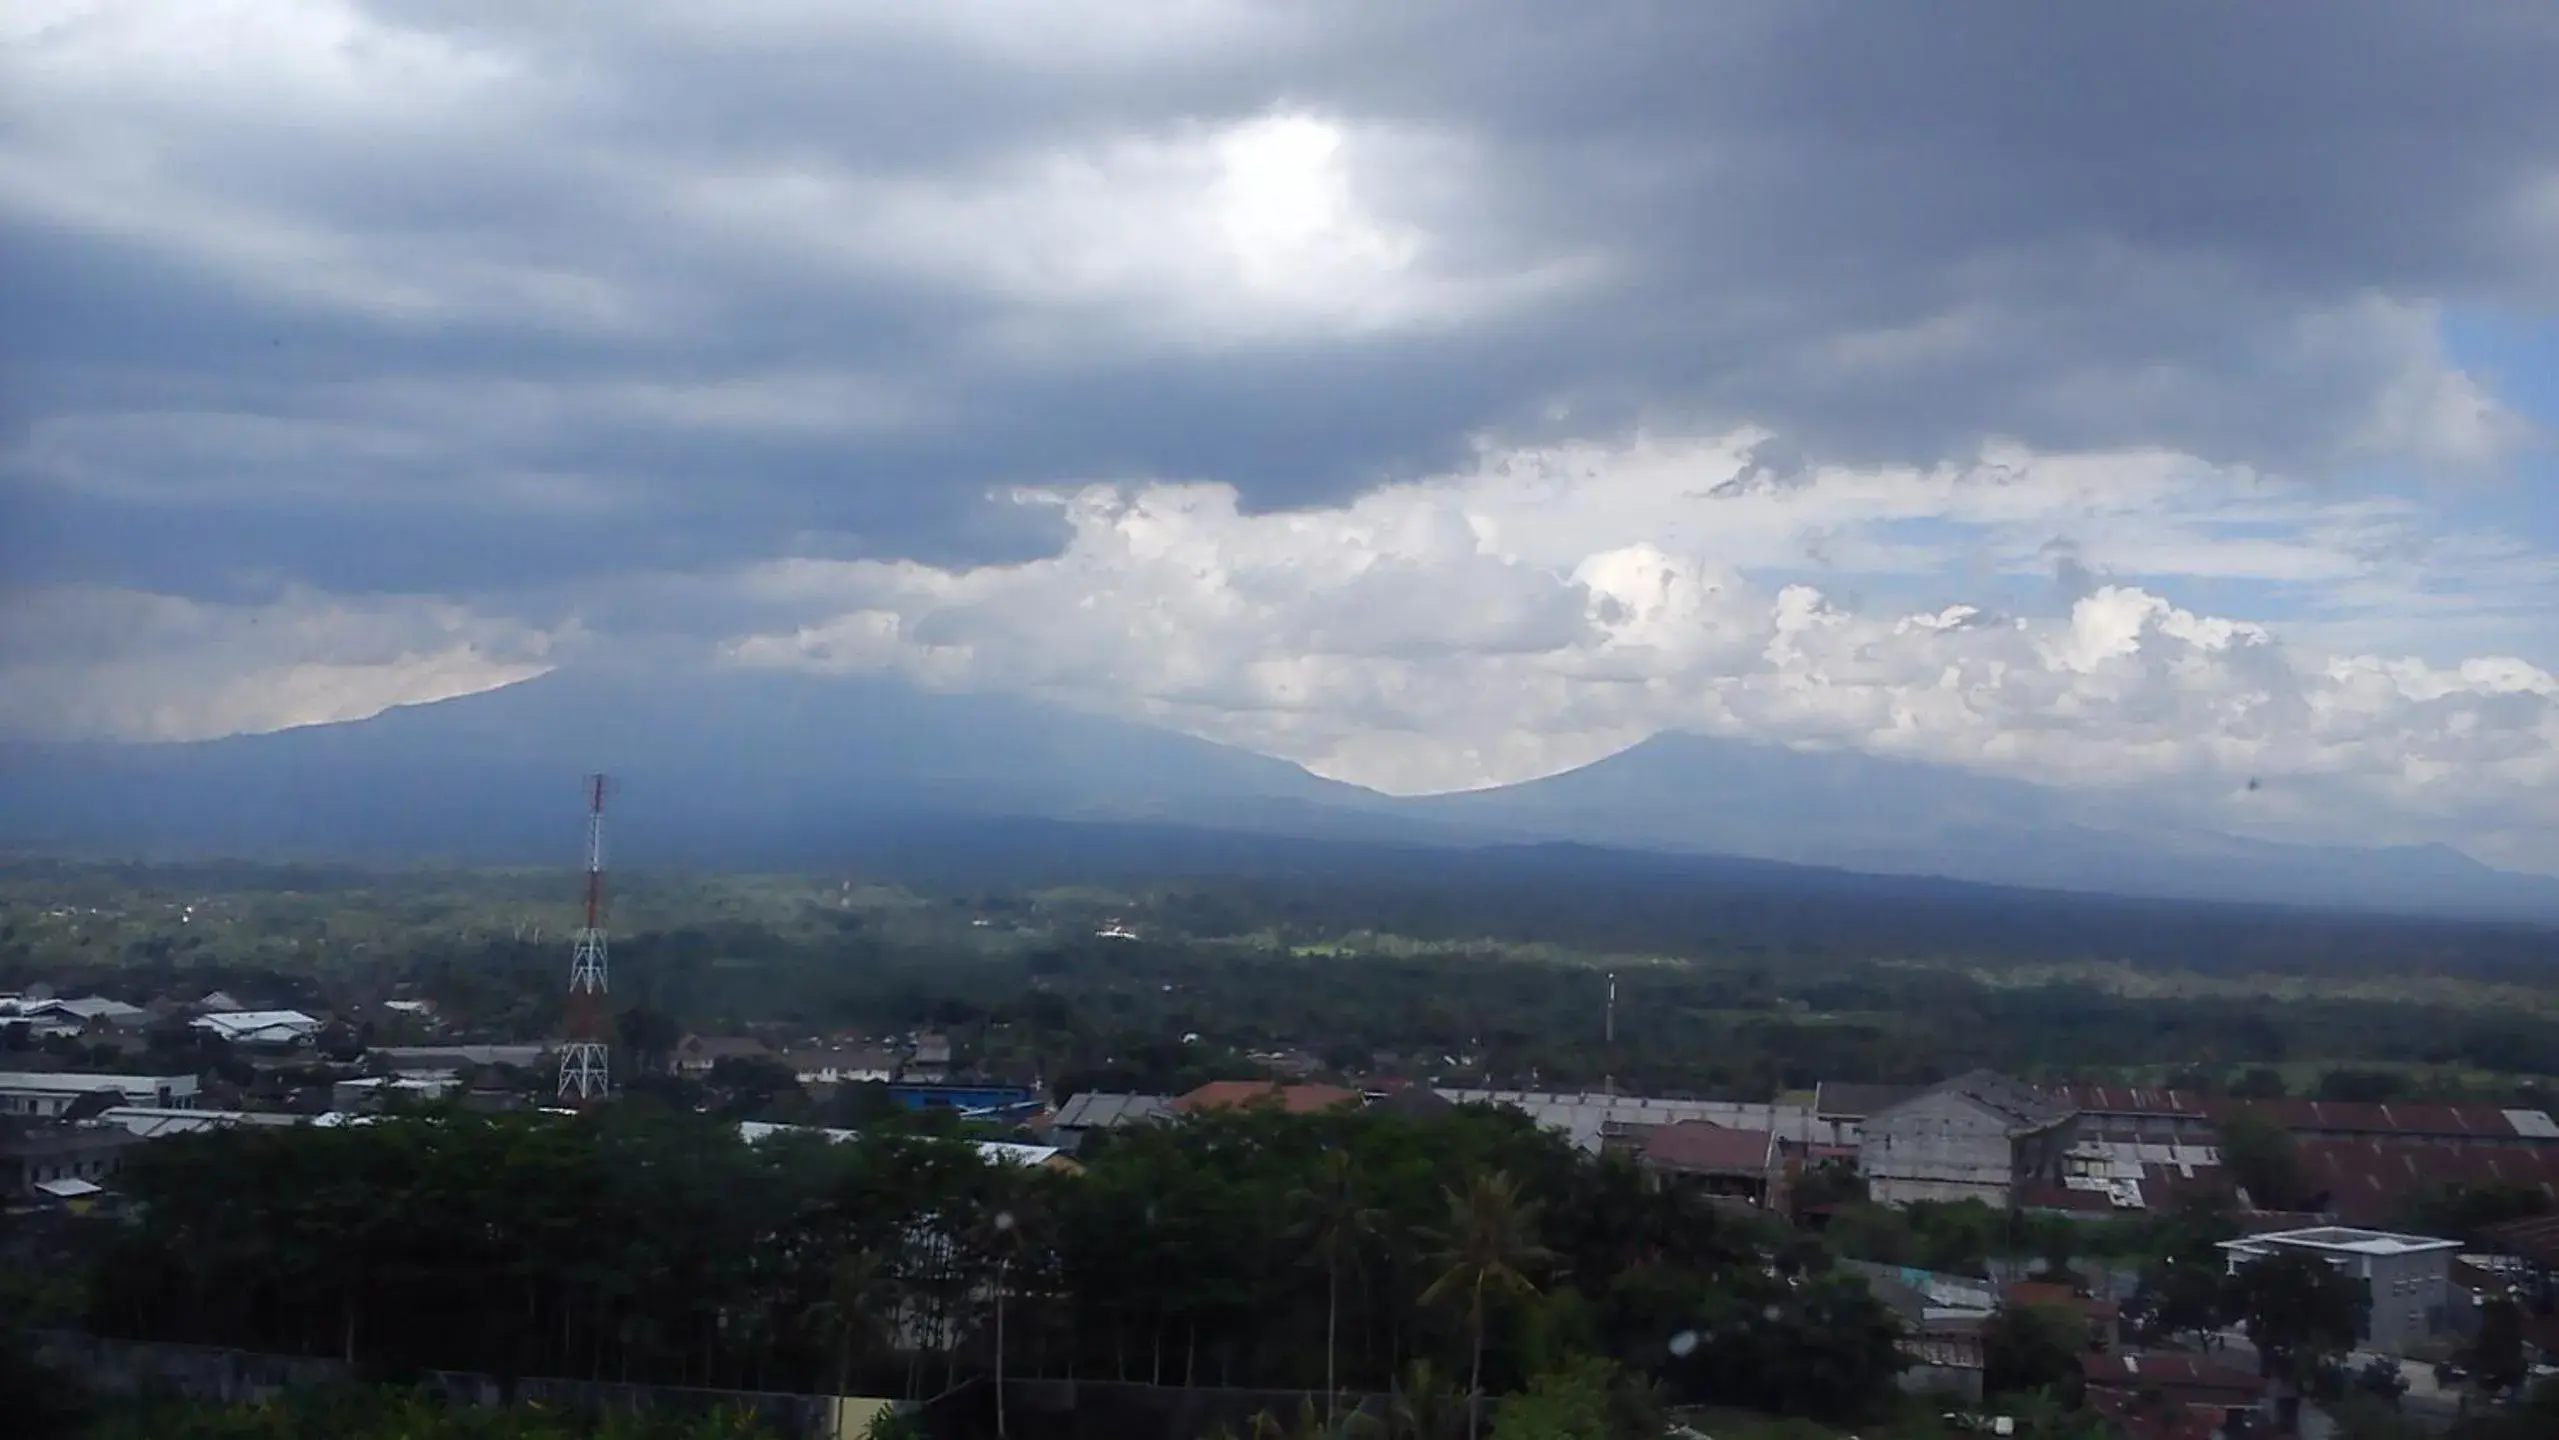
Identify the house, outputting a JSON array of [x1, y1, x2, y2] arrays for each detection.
[[733, 1120, 1084, 1175], [1812, 1081, 1922, 1148], [674, 1035, 774, 1076], [1638, 1121, 1778, 1209], [196, 991, 244, 1014], [2, 996, 150, 1035], [1861, 1070, 2080, 1209], [372, 1044, 548, 1072], [2216, 1226, 2460, 1357], [0, 1119, 143, 1199], [331, 1074, 459, 1112], [0, 1071, 200, 1119], [1172, 1080, 1362, 1115], [781, 1045, 897, 1087], [1046, 1092, 1174, 1151], [1897, 1313, 1987, 1403], [1438, 1089, 1829, 1153], [904, 1032, 954, 1082], [189, 1010, 322, 1047]]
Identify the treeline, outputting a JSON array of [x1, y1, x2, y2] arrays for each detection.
[[86, 1103, 1906, 1427]]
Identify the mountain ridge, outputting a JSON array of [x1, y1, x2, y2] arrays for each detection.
[[2, 666, 2552, 922]]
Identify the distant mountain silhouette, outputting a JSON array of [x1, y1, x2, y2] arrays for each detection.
[[4, 669, 2554, 921], [1401, 730, 2559, 920], [0, 666, 1425, 867]]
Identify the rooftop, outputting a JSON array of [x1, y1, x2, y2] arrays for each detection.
[[2294, 1136, 2559, 1225], [1640, 1120, 1776, 1175], [1173, 1081, 1362, 1115], [0, 1071, 197, 1095], [1891, 1069, 2075, 1131], [2220, 1225, 2461, 1257], [1813, 1081, 1922, 1119], [1050, 1092, 1174, 1129], [2047, 1082, 2559, 1142]]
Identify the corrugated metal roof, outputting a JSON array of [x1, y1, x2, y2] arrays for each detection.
[[1813, 1082, 1922, 1118], [2297, 1137, 2559, 1225], [1640, 1121, 1775, 1175], [1050, 1092, 1173, 1129], [1437, 1090, 1823, 1152]]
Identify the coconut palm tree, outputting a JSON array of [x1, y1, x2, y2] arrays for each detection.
[[1419, 1171, 1554, 1440], [1289, 1148, 1382, 1425]]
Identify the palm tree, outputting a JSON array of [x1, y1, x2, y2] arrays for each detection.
[[1419, 1171, 1554, 1440], [1289, 1148, 1382, 1425], [1379, 1359, 1466, 1440]]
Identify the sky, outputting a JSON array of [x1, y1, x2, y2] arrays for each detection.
[[4, 1, 2559, 871]]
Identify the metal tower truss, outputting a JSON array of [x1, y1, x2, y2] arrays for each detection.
[[558, 773, 612, 1104]]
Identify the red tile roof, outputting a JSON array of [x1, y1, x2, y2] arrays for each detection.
[[2082, 1352, 2261, 1397], [1640, 1121, 1775, 1175], [1172, 1081, 1362, 1115], [2296, 1137, 2559, 1224], [2047, 1084, 2555, 1142], [2482, 1212, 2559, 1267]]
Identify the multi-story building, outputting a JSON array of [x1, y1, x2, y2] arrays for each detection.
[[2217, 1226, 2461, 1357], [1862, 1070, 2079, 1209]]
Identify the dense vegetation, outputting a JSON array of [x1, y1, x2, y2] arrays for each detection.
[[79, 1104, 1904, 1423], [7, 857, 2556, 1101]]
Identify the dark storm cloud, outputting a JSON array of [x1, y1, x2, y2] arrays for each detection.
[[5, 0, 2555, 599]]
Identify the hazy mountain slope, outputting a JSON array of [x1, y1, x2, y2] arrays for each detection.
[[0, 666, 1424, 865], [1400, 731, 2559, 920], [4, 674, 2551, 921]]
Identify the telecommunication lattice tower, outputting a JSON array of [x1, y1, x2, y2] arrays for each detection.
[[557, 773, 612, 1103]]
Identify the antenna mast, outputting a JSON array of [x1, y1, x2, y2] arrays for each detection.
[[558, 773, 612, 1103], [1603, 970, 1617, 1098]]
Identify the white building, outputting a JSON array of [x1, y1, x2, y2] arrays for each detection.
[[2218, 1226, 2461, 1357], [190, 1010, 322, 1046], [0, 996, 149, 1034], [0, 1070, 200, 1118], [1436, 1089, 1833, 1154]]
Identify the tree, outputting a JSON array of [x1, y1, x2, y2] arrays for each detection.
[[2467, 1294, 2530, 1398], [2225, 1251, 2368, 1388], [1421, 1171, 1555, 1440], [1377, 1359, 1469, 1440], [2351, 1354, 2408, 1408], [2130, 1255, 2225, 1349], [1984, 1302, 2087, 1399], [1486, 1357, 1615, 1440], [2230, 1067, 2288, 1099], [616, 1006, 683, 1077], [2216, 1108, 2305, 1211], [2317, 1069, 2409, 1104], [1290, 1148, 1382, 1426]]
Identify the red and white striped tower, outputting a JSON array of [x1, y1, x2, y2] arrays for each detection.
[[557, 773, 612, 1103]]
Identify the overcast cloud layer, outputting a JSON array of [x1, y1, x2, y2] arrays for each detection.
[[5, 2, 2559, 871]]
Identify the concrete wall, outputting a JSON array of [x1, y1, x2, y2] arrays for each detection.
[[2357, 1249, 2454, 1357], [33, 1332, 896, 1439], [33, 1332, 352, 1403], [1864, 1090, 2020, 1208]]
